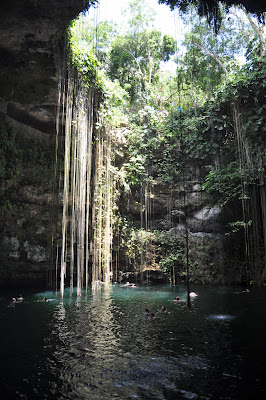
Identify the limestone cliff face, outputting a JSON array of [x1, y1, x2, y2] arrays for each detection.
[[0, 1, 91, 288], [118, 177, 225, 285], [0, 113, 60, 288], [0, 0, 90, 133]]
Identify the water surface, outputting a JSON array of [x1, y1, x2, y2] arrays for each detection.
[[0, 284, 265, 399]]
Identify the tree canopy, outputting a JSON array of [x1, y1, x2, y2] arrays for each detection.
[[109, 30, 176, 102]]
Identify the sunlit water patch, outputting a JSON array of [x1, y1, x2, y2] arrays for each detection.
[[205, 314, 236, 322]]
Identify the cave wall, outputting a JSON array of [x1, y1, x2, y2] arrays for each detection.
[[117, 168, 225, 285], [0, 1, 91, 288], [0, 0, 90, 133], [0, 115, 59, 289]]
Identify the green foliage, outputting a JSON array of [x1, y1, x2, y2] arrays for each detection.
[[202, 162, 243, 206], [155, 230, 186, 277], [113, 214, 153, 269], [199, 58, 266, 206], [127, 228, 152, 265], [109, 29, 176, 102], [123, 125, 147, 186], [107, 1, 176, 105], [227, 220, 252, 234], [67, 1, 266, 284], [68, 28, 100, 85], [69, 13, 133, 127], [70, 14, 118, 69]]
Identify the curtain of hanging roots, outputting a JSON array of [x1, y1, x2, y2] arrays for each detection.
[[57, 63, 114, 297], [92, 126, 113, 290], [233, 101, 254, 281], [58, 69, 93, 297]]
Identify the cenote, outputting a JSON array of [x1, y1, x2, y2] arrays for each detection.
[[1, 1, 266, 399], [1, 284, 266, 399]]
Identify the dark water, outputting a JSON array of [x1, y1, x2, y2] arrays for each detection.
[[0, 284, 265, 400]]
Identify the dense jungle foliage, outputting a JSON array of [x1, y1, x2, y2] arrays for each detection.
[[67, 0, 266, 285]]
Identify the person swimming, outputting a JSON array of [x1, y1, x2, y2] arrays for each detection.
[[121, 282, 137, 288], [144, 308, 156, 318], [161, 306, 166, 313], [173, 296, 180, 302], [43, 297, 55, 302], [234, 288, 250, 294], [120, 282, 130, 287]]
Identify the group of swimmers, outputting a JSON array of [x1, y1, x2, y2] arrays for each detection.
[[10, 289, 197, 308], [144, 308, 159, 319], [10, 295, 56, 304], [144, 303, 175, 319], [144, 292, 198, 319]]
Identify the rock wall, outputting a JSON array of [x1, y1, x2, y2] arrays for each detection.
[[119, 178, 225, 285], [0, 111, 63, 288], [0, 1, 91, 288], [0, 0, 90, 133]]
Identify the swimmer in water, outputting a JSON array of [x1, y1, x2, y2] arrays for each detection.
[[120, 282, 130, 287], [144, 308, 155, 317], [173, 296, 180, 302], [42, 297, 55, 302], [234, 288, 250, 294], [144, 308, 156, 319], [161, 306, 167, 313]]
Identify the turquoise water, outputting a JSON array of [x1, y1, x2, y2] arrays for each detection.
[[0, 284, 265, 399]]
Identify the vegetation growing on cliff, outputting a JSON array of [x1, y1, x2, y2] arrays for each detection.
[[64, 0, 266, 286]]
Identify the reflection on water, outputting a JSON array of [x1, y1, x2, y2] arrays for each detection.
[[0, 284, 266, 399], [205, 314, 236, 321]]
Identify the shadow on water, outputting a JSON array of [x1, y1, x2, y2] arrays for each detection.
[[0, 284, 266, 399]]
